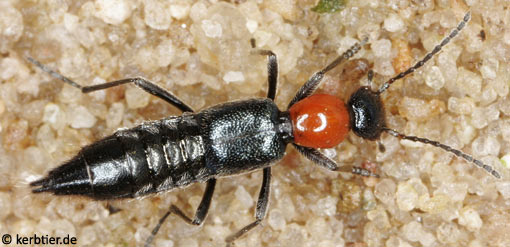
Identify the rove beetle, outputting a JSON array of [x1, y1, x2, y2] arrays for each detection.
[[28, 11, 500, 247]]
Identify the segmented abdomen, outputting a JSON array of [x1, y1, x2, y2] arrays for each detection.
[[31, 114, 210, 200], [31, 98, 290, 200], [110, 114, 209, 198]]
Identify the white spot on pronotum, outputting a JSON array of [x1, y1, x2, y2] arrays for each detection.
[[296, 113, 327, 132], [313, 113, 327, 132], [296, 114, 308, 132]]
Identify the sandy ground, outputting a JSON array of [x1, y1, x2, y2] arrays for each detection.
[[1, 1, 510, 247]]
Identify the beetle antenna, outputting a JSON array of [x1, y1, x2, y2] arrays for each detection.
[[382, 128, 501, 179], [377, 11, 471, 94]]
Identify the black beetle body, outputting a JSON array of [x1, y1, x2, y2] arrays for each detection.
[[32, 98, 293, 200], [29, 12, 498, 246], [201, 98, 293, 175]]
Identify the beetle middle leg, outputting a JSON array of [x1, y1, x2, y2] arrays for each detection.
[[225, 167, 271, 247], [221, 47, 277, 246], [258, 50, 278, 100], [250, 38, 278, 101]]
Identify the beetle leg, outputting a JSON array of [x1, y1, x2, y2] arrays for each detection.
[[82, 77, 194, 113], [287, 37, 368, 109], [250, 38, 278, 101], [26, 57, 193, 112], [293, 144, 378, 177], [336, 165, 379, 178], [144, 178, 216, 247], [256, 50, 278, 100], [225, 167, 271, 247]]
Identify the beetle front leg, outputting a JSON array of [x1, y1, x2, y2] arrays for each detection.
[[287, 37, 368, 109], [293, 144, 378, 177]]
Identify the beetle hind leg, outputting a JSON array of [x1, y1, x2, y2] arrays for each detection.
[[144, 179, 216, 247], [26, 57, 194, 113]]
